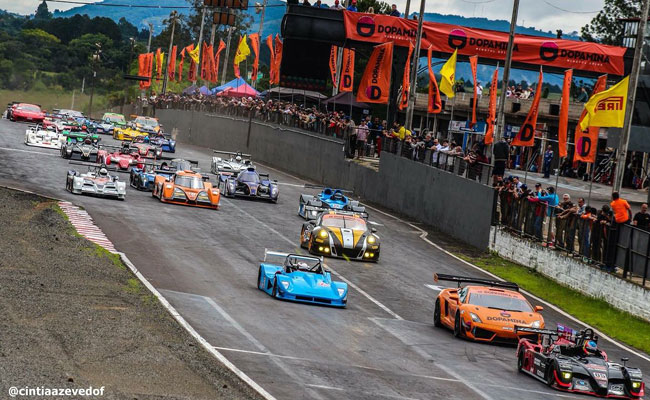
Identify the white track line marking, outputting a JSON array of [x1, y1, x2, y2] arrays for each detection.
[[363, 203, 650, 364], [222, 198, 403, 320], [0, 146, 59, 156]]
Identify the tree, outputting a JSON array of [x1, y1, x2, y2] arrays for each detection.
[[581, 0, 643, 45], [34, 1, 52, 21]]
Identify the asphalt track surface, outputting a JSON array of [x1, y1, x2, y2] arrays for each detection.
[[1, 118, 648, 400]]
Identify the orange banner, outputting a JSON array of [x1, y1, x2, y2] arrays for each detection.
[[484, 67, 498, 144], [138, 53, 148, 89], [168, 45, 177, 81], [357, 42, 394, 104], [399, 41, 414, 110], [266, 35, 276, 84], [574, 75, 607, 163], [558, 69, 573, 158], [177, 48, 185, 83], [469, 55, 478, 128], [249, 33, 260, 82], [201, 42, 209, 81], [214, 40, 225, 83], [329, 45, 338, 88], [274, 35, 283, 84], [155, 48, 162, 79], [339, 48, 355, 92], [186, 44, 196, 81], [427, 46, 442, 114], [512, 67, 543, 147], [343, 11, 626, 76]]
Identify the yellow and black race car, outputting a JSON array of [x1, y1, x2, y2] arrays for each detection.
[[300, 211, 380, 262]]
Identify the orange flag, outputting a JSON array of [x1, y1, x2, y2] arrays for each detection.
[[484, 67, 499, 145], [574, 74, 607, 163], [512, 67, 543, 147], [138, 53, 148, 89], [206, 44, 215, 83], [168, 45, 177, 81], [266, 35, 276, 84], [469, 55, 478, 128], [558, 69, 573, 158], [357, 42, 394, 104], [399, 41, 414, 110], [186, 44, 196, 81], [155, 48, 162, 79], [339, 48, 355, 92], [249, 33, 260, 82], [274, 35, 283, 84], [177, 48, 185, 83], [201, 42, 210, 81], [329, 45, 338, 88], [213, 40, 225, 83], [427, 46, 442, 114]]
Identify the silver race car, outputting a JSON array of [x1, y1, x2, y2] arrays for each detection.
[[211, 150, 254, 174], [24, 125, 66, 149], [60, 135, 100, 162], [66, 162, 126, 200]]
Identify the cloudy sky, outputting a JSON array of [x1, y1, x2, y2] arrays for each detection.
[[5, 0, 604, 33]]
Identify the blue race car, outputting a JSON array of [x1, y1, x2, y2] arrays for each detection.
[[129, 163, 174, 191], [145, 133, 176, 153], [298, 187, 367, 220], [218, 167, 279, 202], [257, 250, 348, 307]]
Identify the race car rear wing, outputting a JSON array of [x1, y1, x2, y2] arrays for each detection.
[[263, 249, 323, 264], [68, 160, 118, 172], [514, 326, 558, 336], [213, 150, 252, 158], [433, 273, 520, 291], [303, 184, 352, 193]]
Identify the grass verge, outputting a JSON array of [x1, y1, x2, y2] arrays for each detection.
[[455, 251, 650, 355]]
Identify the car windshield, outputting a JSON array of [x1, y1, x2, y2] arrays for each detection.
[[174, 175, 204, 189], [321, 216, 367, 230], [135, 117, 158, 127], [285, 255, 322, 273], [104, 114, 126, 124], [18, 104, 41, 112], [238, 171, 259, 183], [468, 293, 533, 312], [171, 160, 192, 171]]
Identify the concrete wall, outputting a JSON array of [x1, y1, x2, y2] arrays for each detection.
[[490, 227, 650, 322], [156, 109, 494, 248]]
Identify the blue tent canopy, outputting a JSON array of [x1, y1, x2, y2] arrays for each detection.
[[199, 85, 211, 95], [211, 77, 247, 94]]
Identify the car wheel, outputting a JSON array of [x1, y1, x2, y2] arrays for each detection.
[[545, 361, 556, 386], [300, 227, 308, 249], [271, 280, 278, 298], [257, 269, 263, 290], [433, 299, 443, 328], [453, 311, 463, 338], [517, 348, 525, 372]]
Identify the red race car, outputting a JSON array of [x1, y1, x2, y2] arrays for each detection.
[[8, 103, 45, 123], [98, 144, 145, 171], [132, 136, 163, 158]]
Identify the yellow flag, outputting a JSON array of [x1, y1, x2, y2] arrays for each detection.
[[439, 49, 457, 99], [579, 76, 628, 131], [234, 34, 251, 64], [188, 44, 200, 64]]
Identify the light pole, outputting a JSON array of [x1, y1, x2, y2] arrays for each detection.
[[162, 10, 178, 94], [404, 1, 426, 131], [196, 6, 207, 83], [146, 23, 154, 52], [122, 37, 136, 113], [88, 43, 102, 119], [613, 0, 650, 193], [221, 26, 235, 85], [494, 0, 519, 143]]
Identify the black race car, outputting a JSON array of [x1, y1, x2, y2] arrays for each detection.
[[516, 326, 644, 399], [217, 167, 279, 202], [60, 134, 100, 162]]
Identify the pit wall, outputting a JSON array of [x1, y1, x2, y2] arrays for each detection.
[[156, 109, 494, 249], [490, 227, 650, 322]]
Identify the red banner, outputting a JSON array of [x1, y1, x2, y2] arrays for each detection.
[[343, 11, 626, 76], [177, 48, 185, 83], [329, 45, 338, 88], [427, 46, 442, 114], [249, 33, 260, 82], [155, 48, 162, 79], [512, 68, 543, 147], [274, 35, 283, 84], [469, 55, 478, 128], [484, 67, 498, 144], [339, 48, 355, 92], [266, 35, 276, 84], [214, 40, 225, 83], [168, 45, 177, 81], [186, 44, 196, 81], [399, 41, 414, 110], [138, 53, 148, 89], [357, 42, 393, 104], [558, 69, 573, 158], [574, 75, 607, 163], [201, 42, 210, 81]]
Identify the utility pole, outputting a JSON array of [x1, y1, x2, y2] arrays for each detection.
[[88, 43, 101, 119], [122, 37, 136, 112], [404, 3, 426, 131], [494, 0, 519, 143], [210, 23, 217, 46], [196, 6, 207, 83], [221, 26, 234, 85], [146, 23, 154, 52], [613, 0, 650, 193], [405, 0, 411, 17], [253, 0, 268, 89], [162, 11, 177, 95]]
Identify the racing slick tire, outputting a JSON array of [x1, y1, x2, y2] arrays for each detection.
[[433, 299, 443, 328], [300, 227, 308, 249], [545, 361, 557, 386], [517, 348, 525, 372], [60, 146, 70, 159], [453, 311, 463, 338], [271, 280, 279, 298], [257, 269, 263, 290]]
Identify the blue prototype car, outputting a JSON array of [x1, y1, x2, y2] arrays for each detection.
[[218, 167, 278, 202], [257, 250, 348, 307], [298, 187, 367, 220], [145, 134, 176, 153], [129, 164, 173, 191]]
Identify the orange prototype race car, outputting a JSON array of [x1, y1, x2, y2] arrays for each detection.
[[152, 170, 220, 209], [433, 273, 544, 344]]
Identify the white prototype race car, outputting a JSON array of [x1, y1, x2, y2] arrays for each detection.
[[24, 125, 66, 149], [211, 150, 254, 174], [66, 162, 126, 200]]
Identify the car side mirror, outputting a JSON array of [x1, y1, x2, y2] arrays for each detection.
[[371, 227, 377, 233], [534, 305, 544, 312]]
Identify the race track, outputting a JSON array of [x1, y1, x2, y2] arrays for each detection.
[[1, 118, 648, 400]]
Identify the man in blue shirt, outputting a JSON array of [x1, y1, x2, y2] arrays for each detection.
[[542, 145, 553, 178], [538, 186, 559, 246], [389, 4, 400, 16], [347, 0, 357, 11]]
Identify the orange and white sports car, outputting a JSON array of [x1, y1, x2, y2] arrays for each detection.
[[152, 170, 220, 209], [433, 274, 544, 343]]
